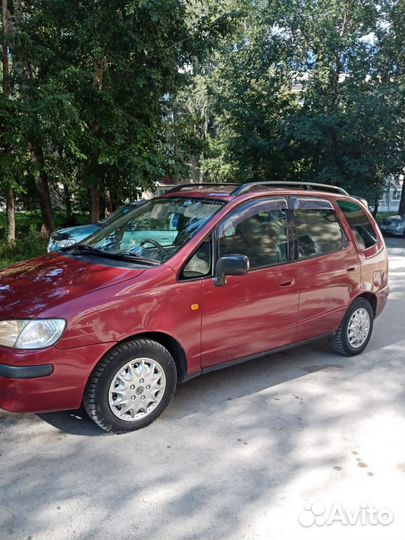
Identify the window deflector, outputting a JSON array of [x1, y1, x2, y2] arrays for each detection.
[[291, 197, 334, 211], [218, 197, 288, 238]]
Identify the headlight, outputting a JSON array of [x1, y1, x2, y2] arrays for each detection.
[[48, 237, 75, 252], [58, 238, 76, 248], [0, 319, 66, 349]]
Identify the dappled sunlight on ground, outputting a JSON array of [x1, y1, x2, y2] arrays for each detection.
[[0, 237, 404, 540]]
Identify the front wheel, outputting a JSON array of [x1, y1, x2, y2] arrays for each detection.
[[329, 298, 374, 357], [84, 338, 177, 433]]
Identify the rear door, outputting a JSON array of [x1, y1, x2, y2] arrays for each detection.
[[200, 197, 299, 368], [291, 196, 360, 341]]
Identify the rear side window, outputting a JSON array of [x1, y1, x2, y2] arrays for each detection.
[[337, 201, 377, 250], [293, 198, 346, 259]]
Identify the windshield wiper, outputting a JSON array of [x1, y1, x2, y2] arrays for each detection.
[[62, 244, 106, 256], [119, 252, 160, 265], [64, 244, 160, 265], [113, 253, 161, 266]]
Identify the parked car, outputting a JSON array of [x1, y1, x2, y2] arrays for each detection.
[[0, 182, 389, 433], [379, 214, 405, 237], [47, 201, 145, 252]]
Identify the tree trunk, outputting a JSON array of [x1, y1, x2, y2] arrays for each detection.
[[399, 180, 405, 216], [9, 1, 53, 237], [105, 189, 114, 216], [2, 0, 10, 95], [6, 186, 15, 243], [88, 58, 104, 224], [63, 182, 73, 217], [2, 0, 16, 243], [372, 198, 379, 218], [30, 143, 54, 237], [90, 184, 100, 223]]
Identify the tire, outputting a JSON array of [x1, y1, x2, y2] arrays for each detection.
[[84, 338, 177, 434], [329, 298, 374, 357]]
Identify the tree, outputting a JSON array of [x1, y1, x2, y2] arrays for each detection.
[[375, 0, 405, 214], [185, 0, 405, 200], [1, 0, 16, 243], [2, 0, 224, 235], [282, 0, 405, 199], [64, 0, 231, 221]]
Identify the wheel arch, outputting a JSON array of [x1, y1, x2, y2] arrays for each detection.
[[354, 291, 377, 316], [99, 331, 189, 383]]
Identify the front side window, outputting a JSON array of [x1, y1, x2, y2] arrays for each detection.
[[337, 200, 377, 250], [83, 198, 224, 264], [218, 198, 289, 269], [293, 198, 346, 259], [180, 238, 212, 279]]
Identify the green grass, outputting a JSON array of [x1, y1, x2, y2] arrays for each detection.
[[0, 211, 89, 270], [0, 229, 48, 269], [374, 211, 399, 224]]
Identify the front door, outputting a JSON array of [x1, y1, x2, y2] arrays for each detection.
[[200, 197, 299, 368]]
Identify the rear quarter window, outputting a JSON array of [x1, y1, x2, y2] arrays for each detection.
[[337, 201, 377, 250]]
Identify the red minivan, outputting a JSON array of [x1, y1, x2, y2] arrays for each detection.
[[0, 182, 389, 433]]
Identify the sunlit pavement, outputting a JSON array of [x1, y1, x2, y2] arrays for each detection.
[[1, 237, 404, 540]]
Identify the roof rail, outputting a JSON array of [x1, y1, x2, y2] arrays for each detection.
[[165, 183, 239, 194], [231, 181, 349, 196]]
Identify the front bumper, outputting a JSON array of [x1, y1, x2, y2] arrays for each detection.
[[0, 341, 114, 414], [0, 363, 53, 379]]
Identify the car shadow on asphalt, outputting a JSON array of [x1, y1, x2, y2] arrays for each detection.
[[35, 339, 341, 436], [37, 408, 107, 436]]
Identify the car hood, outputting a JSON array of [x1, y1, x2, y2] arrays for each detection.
[[0, 253, 145, 319], [55, 224, 101, 239]]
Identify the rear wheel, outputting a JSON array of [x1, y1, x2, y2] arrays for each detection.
[[329, 298, 374, 357], [84, 338, 177, 433]]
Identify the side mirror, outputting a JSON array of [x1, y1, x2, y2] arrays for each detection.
[[214, 254, 249, 286]]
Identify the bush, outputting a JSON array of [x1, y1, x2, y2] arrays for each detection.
[[0, 226, 47, 269]]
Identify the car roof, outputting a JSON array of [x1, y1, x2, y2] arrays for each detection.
[[160, 181, 350, 203]]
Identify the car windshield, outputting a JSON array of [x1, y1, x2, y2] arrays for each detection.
[[98, 203, 139, 225], [82, 197, 224, 264]]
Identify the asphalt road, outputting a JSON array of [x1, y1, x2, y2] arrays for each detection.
[[1, 237, 404, 540]]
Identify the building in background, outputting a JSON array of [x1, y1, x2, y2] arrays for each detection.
[[376, 175, 403, 213]]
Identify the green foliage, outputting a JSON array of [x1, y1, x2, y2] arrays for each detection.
[[0, 210, 89, 240], [1, 0, 405, 253], [178, 0, 405, 195], [0, 225, 47, 269], [1, 0, 229, 219]]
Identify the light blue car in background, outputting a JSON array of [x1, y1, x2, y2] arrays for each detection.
[[379, 214, 405, 237], [47, 201, 145, 252]]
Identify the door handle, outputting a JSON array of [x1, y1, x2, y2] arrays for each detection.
[[280, 279, 295, 288], [346, 265, 357, 272]]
